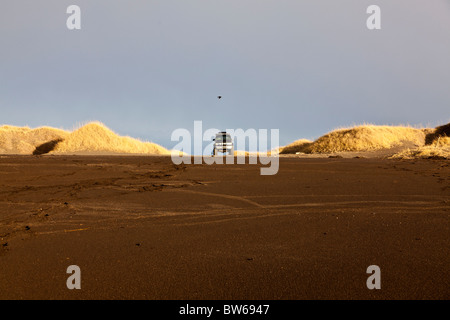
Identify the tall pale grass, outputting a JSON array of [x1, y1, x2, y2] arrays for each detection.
[[0, 125, 68, 154], [52, 122, 169, 154], [0, 122, 169, 155], [391, 136, 450, 159], [280, 125, 426, 154]]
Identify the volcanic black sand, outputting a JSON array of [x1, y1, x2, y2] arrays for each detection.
[[0, 155, 448, 299]]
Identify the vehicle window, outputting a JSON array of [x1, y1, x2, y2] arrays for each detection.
[[216, 135, 231, 142], [215, 134, 232, 143]]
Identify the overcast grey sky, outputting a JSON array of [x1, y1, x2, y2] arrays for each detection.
[[1, 0, 449, 148]]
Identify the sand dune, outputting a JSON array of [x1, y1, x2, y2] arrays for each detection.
[[295, 125, 425, 153], [52, 122, 170, 155], [279, 139, 312, 154], [0, 122, 169, 155], [391, 124, 450, 159], [281, 123, 450, 159], [2, 122, 448, 158], [391, 143, 450, 159], [424, 123, 450, 144], [0, 125, 69, 155]]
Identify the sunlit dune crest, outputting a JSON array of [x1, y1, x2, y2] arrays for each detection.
[[279, 139, 312, 155], [0, 122, 169, 155], [52, 122, 170, 155], [280, 123, 450, 159], [391, 123, 450, 159], [0, 125, 69, 154], [1, 122, 448, 158]]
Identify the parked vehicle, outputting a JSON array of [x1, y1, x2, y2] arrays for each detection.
[[212, 131, 234, 156]]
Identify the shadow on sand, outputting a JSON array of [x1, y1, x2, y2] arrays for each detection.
[[33, 139, 63, 155]]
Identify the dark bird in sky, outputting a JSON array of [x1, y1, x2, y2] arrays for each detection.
[[217, 96, 222, 99]]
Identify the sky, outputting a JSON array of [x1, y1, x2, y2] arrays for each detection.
[[1, 0, 449, 149]]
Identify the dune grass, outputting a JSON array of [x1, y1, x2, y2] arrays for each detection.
[[307, 125, 426, 153], [0, 122, 169, 155], [280, 124, 427, 154], [391, 125, 450, 159], [2, 121, 448, 158], [0, 125, 69, 154], [391, 143, 450, 159], [52, 122, 170, 154], [424, 123, 450, 144], [280, 122, 449, 159], [279, 139, 312, 154]]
